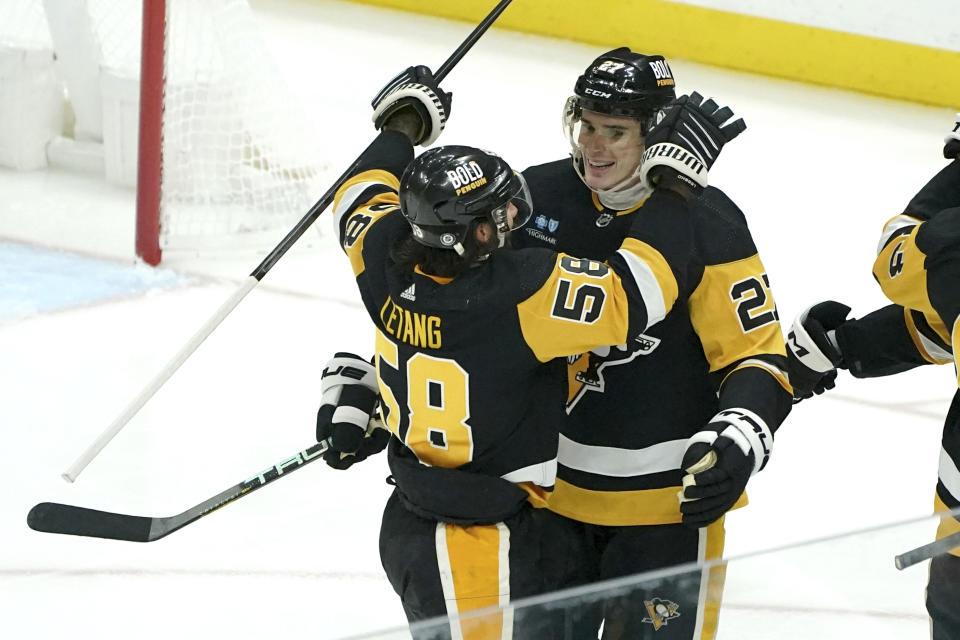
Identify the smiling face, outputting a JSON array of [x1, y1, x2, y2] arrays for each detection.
[[577, 110, 645, 191]]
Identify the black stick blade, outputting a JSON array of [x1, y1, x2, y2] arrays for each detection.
[[28, 502, 152, 542]]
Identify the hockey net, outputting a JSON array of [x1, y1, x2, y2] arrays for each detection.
[[0, 0, 328, 264]]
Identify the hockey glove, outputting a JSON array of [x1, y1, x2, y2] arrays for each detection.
[[371, 65, 452, 146], [678, 409, 772, 528], [639, 92, 747, 198], [316, 352, 389, 470], [944, 113, 960, 160], [786, 301, 852, 401]]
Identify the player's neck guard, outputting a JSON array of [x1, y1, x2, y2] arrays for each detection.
[[571, 151, 653, 211]]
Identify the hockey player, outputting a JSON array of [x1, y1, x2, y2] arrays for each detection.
[[318, 65, 747, 638], [511, 48, 793, 638], [787, 117, 960, 640]]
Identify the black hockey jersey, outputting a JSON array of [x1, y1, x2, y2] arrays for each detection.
[[516, 158, 792, 526], [333, 132, 703, 520], [874, 159, 960, 380], [869, 158, 960, 553]]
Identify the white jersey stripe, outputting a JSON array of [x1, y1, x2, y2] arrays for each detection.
[[736, 357, 789, 380], [558, 435, 686, 477], [876, 214, 921, 255], [692, 527, 709, 640], [500, 457, 557, 486], [498, 522, 513, 640], [434, 524, 464, 640], [615, 248, 667, 326], [918, 329, 955, 363], [940, 446, 960, 504]]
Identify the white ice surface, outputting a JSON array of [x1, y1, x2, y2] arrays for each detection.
[[0, 1, 956, 638]]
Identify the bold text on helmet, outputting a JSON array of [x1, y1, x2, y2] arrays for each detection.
[[447, 161, 484, 190]]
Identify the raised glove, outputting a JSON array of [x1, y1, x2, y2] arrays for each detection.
[[316, 352, 389, 470], [371, 65, 452, 146], [678, 408, 772, 528], [639, 92, 746, 197], [944, 113, 960, 160], [786, 301, 852, 400]]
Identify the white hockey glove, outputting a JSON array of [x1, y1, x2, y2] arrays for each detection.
[[316, 352, 389, 470], [944, 113, 960, 160], [786, 301, 852, 401], [639, 92, 746, 198], [371, 65, 452, 146], [678, 408, 772, 528]]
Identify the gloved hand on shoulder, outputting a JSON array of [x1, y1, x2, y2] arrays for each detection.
[[639, 92, 746, 198]]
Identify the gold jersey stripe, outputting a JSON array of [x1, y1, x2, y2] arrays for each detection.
[[933, 494, 960, 558], [723, 359, 793, 396], [688, 256, 786, 372], [518, 482, 551, 510], [546, 478, 749, 526], [415, 264, 453, 284], [439, 522, 510, 638]]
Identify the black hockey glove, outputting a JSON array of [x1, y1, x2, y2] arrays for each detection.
[[639, 92, 746, 199], [786, 301, 852, 401], [678, 409, 772, 529], [371, 65, 452, 146], [316, 352, 389, 470], [944, 113, 960, 160]]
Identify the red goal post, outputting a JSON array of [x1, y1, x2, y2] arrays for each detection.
[[136, 0, 164, 265]]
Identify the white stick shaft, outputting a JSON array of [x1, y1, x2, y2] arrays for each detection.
[[61, 276, 260, 482]]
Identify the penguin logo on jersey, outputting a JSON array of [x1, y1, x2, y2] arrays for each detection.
[[566, 333, 661, 411], [642, 598, 680, 630]]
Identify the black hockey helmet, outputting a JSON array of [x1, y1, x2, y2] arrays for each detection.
[[399, 145, 533, 253], [573, 47, 677, 121]]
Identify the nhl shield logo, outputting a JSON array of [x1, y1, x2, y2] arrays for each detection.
[[596, 212, 614, 227]]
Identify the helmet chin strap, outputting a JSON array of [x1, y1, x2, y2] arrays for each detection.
[[491, 206, 511, 248], [573, 151, 653, 211]]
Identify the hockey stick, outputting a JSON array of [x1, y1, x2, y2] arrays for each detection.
[[33, 420, 384, 542], [894, 530, 960, 570], [61, 0, 516, 483]]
